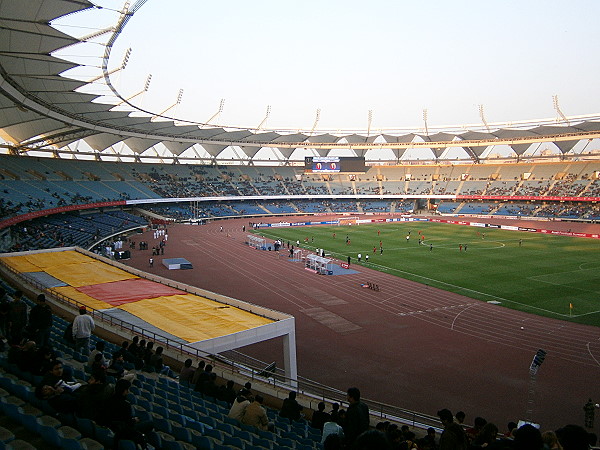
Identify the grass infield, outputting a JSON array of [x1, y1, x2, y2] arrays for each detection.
[[253, 221, 600, 327]]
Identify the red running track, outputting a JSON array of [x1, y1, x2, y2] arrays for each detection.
[[123, 216, 600, 431]]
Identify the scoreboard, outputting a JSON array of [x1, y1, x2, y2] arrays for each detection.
[[304, 156, 366, 173]]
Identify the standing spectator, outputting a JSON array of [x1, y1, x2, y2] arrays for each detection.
[[344, 387, 370, 445], [242, 394, 271, 431], [280, 391, 303, 422], [28, 293, 53, 348], [311, 401, 331, 431], [0, 288, 11, 345], [72, 306, 95, 355], [8, 290, 29, 345], [584, 399, 598, 429], [330, 402, 342, 424], [437, 408, 468, 450]]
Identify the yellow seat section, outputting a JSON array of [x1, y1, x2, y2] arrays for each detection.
[[44, 261, 138, 287], [51, 286, 115, 311], [118, 294, 274, 343], [1, 250, 91, 273], [1, 250, 137, 287]]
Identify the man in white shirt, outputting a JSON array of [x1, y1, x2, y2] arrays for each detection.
[[72, 306, 95, 355]]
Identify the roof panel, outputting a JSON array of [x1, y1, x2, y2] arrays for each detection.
[[0, 0, 93, 22]]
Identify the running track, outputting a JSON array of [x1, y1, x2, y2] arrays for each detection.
[[123, 216, 600, 431]]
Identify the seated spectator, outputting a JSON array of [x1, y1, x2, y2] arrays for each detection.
[[557, 424, 589, 450], [322, 420, 345, 444], [113, 340, 137, 370], [228, 389, 251, 422], [191, 360, 206, 386], [311, 401, 331, 431], [513, 424, 544, 450], [218, 379, 237, 406], [149, 346, 175, 378], [203, 372, 219, 399], [88, 341, 108, 368], [241, 394, 272, 431], [141, 341, 154, 371], [90, 352, 107, 379], [179, 358, 195, 387], [35, 360, 80, 413], [76, 371, 114, 421], [107, 353, 135, 382], [418, 427, 438, 450], [14, 340, 38, 373], [194, 363, 213, 393], [471, 422, 499, 448], [99, 379, 153, 449], [279, 390, 303, 422]]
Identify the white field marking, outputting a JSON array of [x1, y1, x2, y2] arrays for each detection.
[[586, 339, 600, 368], [352, 261, 579, 318], [579, 262, 600, 271], [256, 231, 586, 318], [396, 303, 475, 317], [451, 303, 480, 331]]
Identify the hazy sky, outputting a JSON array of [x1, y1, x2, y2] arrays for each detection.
[[56, 0, 600, 133]]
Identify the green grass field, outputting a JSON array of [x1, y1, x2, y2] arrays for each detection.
[[253, 221, 600, 327]]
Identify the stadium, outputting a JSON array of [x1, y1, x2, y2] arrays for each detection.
[[1, 0, 600, 449]]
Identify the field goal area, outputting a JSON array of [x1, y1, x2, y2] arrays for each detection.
[[338, 216, 359, 226]]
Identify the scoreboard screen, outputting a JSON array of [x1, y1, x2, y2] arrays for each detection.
[[304, 156, 366, 173]]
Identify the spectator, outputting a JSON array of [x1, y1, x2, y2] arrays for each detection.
[[322, 419, 345, 445], [466, 416, 487, 444], [76, 371, 114, 421], [513, 423, 543, 450], [194, 363, 213, 393], [8, 290, 28, 345], [280, 390, 303, 422], [437, 408, 468, 450], [179, 358, 195, 387], [311, 401, 331, 431], [241, 394, 272, 431], [88, 340, 108, 368], [344, 387, 370, 445], [471, 422, 499, 448], [557, 424, 589, 450], [218, 379, 237, 406], [35, 360, 79, 413], [542, 430, 563, 450], [72, 306, 94, 355], [27, 293, 52, 348], [150, 346, 175, 378], [228, 389, 251, 422], [99, 379, 153, 449]]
